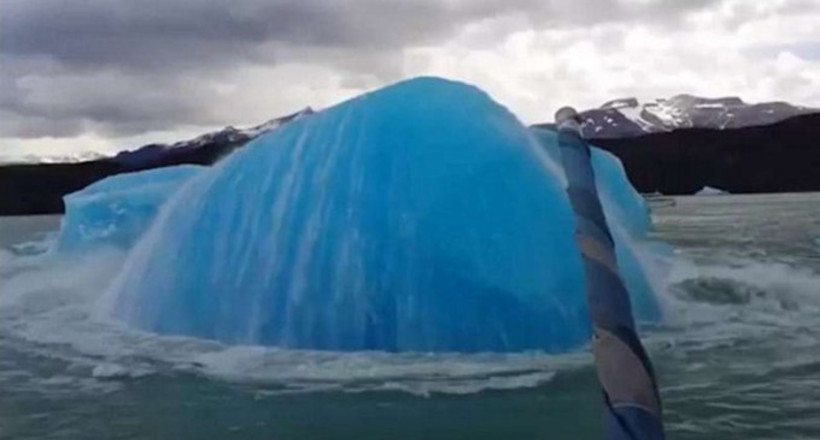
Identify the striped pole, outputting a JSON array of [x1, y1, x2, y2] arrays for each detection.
[[555, 107, 664, 440]]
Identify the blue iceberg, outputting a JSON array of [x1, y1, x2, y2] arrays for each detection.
[[531, 127, 664, 318], [107, 77, 663, 352], [57, 165, 204, 251]]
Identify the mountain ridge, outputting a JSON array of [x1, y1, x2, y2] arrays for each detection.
[[2, 98, 819, 215], [0, 107, 314, 166], [575, 94, 816, 138], [586, 112, 820, 194]]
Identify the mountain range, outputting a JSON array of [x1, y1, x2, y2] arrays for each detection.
[[535, 95, 816, 138], [1, 96, 818, 215]]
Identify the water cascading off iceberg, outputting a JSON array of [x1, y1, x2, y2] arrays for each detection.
[[108, 77, 663, 352]]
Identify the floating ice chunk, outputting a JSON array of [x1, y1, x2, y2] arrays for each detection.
[[695, 186, 729, 196], [57, 165, 204, 252]]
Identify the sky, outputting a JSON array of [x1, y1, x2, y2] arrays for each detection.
[[1, 0, 819, 158]]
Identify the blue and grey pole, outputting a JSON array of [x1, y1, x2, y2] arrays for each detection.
[[555, 107, 664, 440]]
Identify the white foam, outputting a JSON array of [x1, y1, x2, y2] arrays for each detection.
[[668, 258, 820, 307], [0, 247, 587, 396], [193, 345, 584, 393], [1, 247, 126, 308], [369, 371, 556, 397], [4, 229, 816, 397], [653, 254, 820, 348], [92, 363, 153, 379]]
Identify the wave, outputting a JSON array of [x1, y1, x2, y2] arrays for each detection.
[[666, 258, 820, 310], [3, 233, 817, 397], [0, 244, 587, 396]]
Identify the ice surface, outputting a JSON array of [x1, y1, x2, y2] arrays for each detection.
[[107, 77, 664, 352], [531, 127, 666, 318], [57, 165, 204, 251]]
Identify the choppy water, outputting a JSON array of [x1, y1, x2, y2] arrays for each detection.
[[1, 192, 820, 439]]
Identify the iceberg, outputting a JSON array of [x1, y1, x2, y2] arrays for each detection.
[[695, 186, 729, 196], [57, 165, 204, 252], [106, 77, 664, 352], [531, 127, 664, 319]]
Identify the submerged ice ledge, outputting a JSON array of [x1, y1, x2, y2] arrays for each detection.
[[59, 77, 665, 353], [57, 165, 204, 252]]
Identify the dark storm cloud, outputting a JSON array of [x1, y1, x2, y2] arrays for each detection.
[[0, 0, 724, 139], [2, 0, 517, 72], [2, 0, 726, 70], [0, 68, 226, 138]]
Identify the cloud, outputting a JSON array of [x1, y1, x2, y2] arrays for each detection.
[[0, 0, 818, 155], [402, 6, 820, 123], [2, 0, 724, 76]]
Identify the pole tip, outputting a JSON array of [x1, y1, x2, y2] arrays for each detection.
[[555, 107, 581, 124]]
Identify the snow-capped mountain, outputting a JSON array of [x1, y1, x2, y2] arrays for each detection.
[[169, 106, 315, 149], [579, 95, 817, 139], [236, 107, 314, 138], [1, 107, 314, 166], [113, 107, 314, 167], [0, 107, 316, 215]]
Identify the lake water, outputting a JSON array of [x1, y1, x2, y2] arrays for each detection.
[[2, 193, 819, 439]]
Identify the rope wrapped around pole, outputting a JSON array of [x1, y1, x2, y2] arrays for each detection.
[[555, 107, 665, 440]]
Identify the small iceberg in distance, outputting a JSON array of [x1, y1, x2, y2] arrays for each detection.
[[695, 186, 729, 196], [57, 165, 204, 252], [103, 77, 665, 353]]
